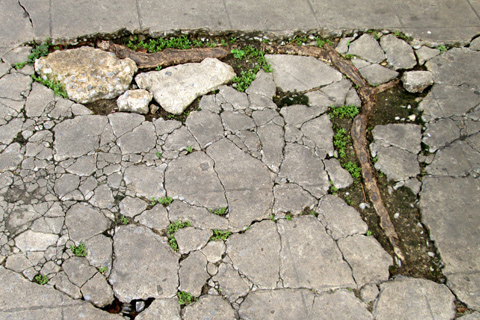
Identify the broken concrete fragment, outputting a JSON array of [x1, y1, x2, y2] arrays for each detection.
[[117, 89, 153, 115], [402, 71, 434, 93]]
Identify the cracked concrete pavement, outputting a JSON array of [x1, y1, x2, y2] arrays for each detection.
[[1, 0, 480, 319]]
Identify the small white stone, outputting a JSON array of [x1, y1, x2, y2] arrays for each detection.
[[394, 212, 400, 219]]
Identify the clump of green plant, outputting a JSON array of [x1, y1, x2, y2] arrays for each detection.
[[120, 215, 128, 225], [290, 36, 308, 45], [127, 36, 211, 53], [70, 243, 87, 257], [270, 214, 275, 221], [210, 207, 227, 216], [329, 105, 360, 119], [343, 161, 362, 180], [15, 38, 52, 69], [186, 146, 193, 154], [437, 45, 447, 53], [333, 128, 349, 159], [167, 220, 191, 251], [156, 151, 162, 159], [231, 45, 272, 92], [99, 266, 108, 274], [315, 37, 333, 48], [177, 291, 197, 305], [343, 53, 354, 60], [34, 274, 49, 285], [329, 181, 338, 194], [366, 230, 372, 236], [158, 196, 173, 206], [285, 214, 293, 221], [210, 229, 231, 241], [31, 74, 68, 99]]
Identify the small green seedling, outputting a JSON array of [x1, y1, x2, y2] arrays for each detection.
[[158, 196, 173, 206], [155, 66, 162, 71], [70, 243, 87, 257], [167, 220, 191, 251], [151, 197, 157, 206], [35, 274, 49, 285], [120, 215, 128, 225], [156, 152, 162, 159], [329, 181, 338, 194], [310, 210, 316, 216], [31, 74, 68, 99], [99, 266, 108, 274], [437, 45, 447, 53], [329, 105, 360, 119], [270, 214, 275, 221], [210, 207, 227, 216], [211, 229, 231, 241], [186, 146, 193, 154], [366, 230, 372, 236], [285, 214, 293, 221], [177, 291, 196, 305]]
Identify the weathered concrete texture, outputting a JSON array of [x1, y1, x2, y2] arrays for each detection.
[[317, 195, 368, 240], [279, 143, 330, 198], [278, 216, 356, 289], [458, 312, 480, 320], [35, 48, 137, 104], [0, 267, 122, 319], [374, 277, 456, 320], [135, 58, 235, 115], [324, 158, 353, 189], [183, 295, 236, 320], [280, 104, 326, 128], [402, 71, 434, 93], [358, 64, 399, 86], [185, 110, 224, 148], [212, 262, 251, 303], [415, 46, 441, 65], [179, 250, 209, 296], [165, 152, 227, 208], [117, 122, 156, 154], [109, 225, 179, 302], [206, 138, 274, 230], [426, 48, 480, 87], [123, 165, 165, 199], [65, 203, 110, 242], [266, 54, 343, 92], [135, 298, 181, 320], [420, 176, 480, 309], [301, 114, 334, 158], [227, 220, 280, 289], [273, 183, 316, 215], [380, 34, 416, 70], [246, 70, 276, 98], [426, 138, 480, 176], [419, 84, 480, 122], [348, 34, 385, 63], [175, 227, 211, 254], [257, 122, 284, 172]]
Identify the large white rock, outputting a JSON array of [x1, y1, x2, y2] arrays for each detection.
[[135, 58, 235, 115], [35, 47, 137, 104]]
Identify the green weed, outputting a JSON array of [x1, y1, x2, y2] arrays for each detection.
[[210, 207, 227, 216], [329, 180, 338, 194], [120, 215, 128, 225], [366, 230, 372, 236], [231, 45, 272, 92], [34, 274, 49, 285], [158, 196, 173, 206], [31, 74, 68, 99], [210, 229, 231, 241], [285, 214, 293, 221], [156, 152, 162, 159], [167, 220, 191, 251], [99, 266, 108, 274], [315, 37, 333, 48], [177, 291, 197, 305], [343, 161, 362, 181], [270, 214, 275, 221], [186, 146, 193, 154], [333, 128, 349, 159], [70, 243, 87, 257], [437, 45, 447, 53], [329, 105, 360, 119]]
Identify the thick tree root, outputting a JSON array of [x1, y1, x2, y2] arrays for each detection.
[[97, 41, 230, 69], [266, 44, 405, 261]]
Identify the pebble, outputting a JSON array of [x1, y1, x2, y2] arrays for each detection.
[[394, 212, 400, 219]]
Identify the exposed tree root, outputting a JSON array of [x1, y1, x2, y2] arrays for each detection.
[[97, 41, 230, 69], [265, 44, 405, 261]]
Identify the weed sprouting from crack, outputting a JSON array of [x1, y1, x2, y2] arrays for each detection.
[[210, 229, 231, 241], [177, 290, 197, 305], [70, 242, 87, 257], [167, 220, 191, 251]]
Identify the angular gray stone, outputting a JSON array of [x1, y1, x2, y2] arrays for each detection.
[[358, 64, 399, 86], [319, 79, 352, 107], [0, 72, 32, 101], [54, 174, 80, 199], [227, 220, 280, 289], [218, 85, 249, 110], [246, 70, 276, 98], [89, 184, 115, 210], [186, 110, 224, 148], [15, 230, 58, 252], [0, 143, 23, 172], [420, 176, 480, 309], [135, 298, 181, 320], [280, 104, 326, 128], [109, 225, 179, 302], [165, 152, 227, 208], [81, 272, 114, 307], [183, 295, 236, 320], [135, 58, 235, 115], [199, 94, 221, 114], [278, 216, 356, 289], [301, 114, 334, 158], [169, 201, 228, 230], [119, 196, 147, 218], [252, 109, 281, 127], [201, 240, 226, 263], [402, 71, 434, 93], [0, 267, 122, 319], [422, 118, 461, 152], [35, 47, 137, 104], [5, 254, 32, 273], [52, 271, 82, 299], [179, 250, 209, 296], [153, 118, 182, 136], [124, 165, 165, 199], [459, 312, 480, 320], [312, 290, 373, 320], [279, 143, 330, 198], [163, 126, 200, 151], [212, 263, 251, 302], [380, 34, 417, 70], [117, 89, 153, 115], [371, 145, 420, 181], [348, 34, 385, 63], [134, 205, 170, 231], [257, 122, 284, 172], [65, 203, 110, 242], [336, 37, 355, 54], [273, 183, 316, 215], [108, 112, 145, 138], [65, 155, 96, 176], [62, 257, 97, 287], [338, 235, 392, 286], [247, 92, 277, 110], [0, 118, 23, 146], [53, 115, 108, 161], [117, 122, 156, 154], [471, 37, 480, 51], [374, 277, 456, 320], [85, 234, 112, 271], [317, 195, 368, 240], [266, 54, 343, 92], [415, 46, 440, 65], [324, 158, 353, 189], [361, 284, 380, 303], [426, 139, 480, 176], [221, 111, 255, 132], [175, 227, 211, 254], [371, 124, 422, 154], [426, 48, 480, 87], [419, 84, 480, 122], [206, 139, 274, 230]]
